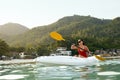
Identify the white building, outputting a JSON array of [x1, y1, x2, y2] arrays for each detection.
[[50, 47, 71, 56]]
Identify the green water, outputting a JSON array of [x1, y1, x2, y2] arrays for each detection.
[[0, 59, 120, 80]]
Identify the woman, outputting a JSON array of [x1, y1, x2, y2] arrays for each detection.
[[77, 39, 90, 58]]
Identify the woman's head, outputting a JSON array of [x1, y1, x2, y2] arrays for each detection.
[[78, 39, 85, 45]]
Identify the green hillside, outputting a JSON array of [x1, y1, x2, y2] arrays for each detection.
[[1, 15, 120, 52], [0, 23, 29, 36]]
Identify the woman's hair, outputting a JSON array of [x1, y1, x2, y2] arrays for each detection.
[[78, 39, 85, 45]]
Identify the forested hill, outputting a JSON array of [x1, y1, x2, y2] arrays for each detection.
[[0, 23, 29, 36], [1, 15, 120, 50]]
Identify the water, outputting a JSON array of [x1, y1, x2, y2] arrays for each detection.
[[0, 59, 120, 80]]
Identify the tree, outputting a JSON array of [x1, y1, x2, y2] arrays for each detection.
[[36, 45, 50, 56], [0, 39, 9, 56]]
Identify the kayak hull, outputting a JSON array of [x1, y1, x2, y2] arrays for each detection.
[[35, 56, 101, 66]]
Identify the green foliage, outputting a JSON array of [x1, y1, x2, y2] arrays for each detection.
[[9, 47, 25, 53], [0, 39, 9, 56], [36, 45, 51, 56]]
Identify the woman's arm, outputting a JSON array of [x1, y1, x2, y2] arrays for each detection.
[[71, 44, 78, 49], [85, 46, 92, 56]]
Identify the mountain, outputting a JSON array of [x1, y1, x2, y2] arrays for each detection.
[[0, 15, 120, 50], [0, 23, 29, 36]]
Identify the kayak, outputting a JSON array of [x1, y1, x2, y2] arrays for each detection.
[[35, 55, 104, 66]]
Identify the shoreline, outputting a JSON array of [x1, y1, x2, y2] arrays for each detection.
[[0, 59, 36, 65], [0, 56, 120, 65]]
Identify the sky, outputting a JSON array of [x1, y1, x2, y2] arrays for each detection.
[[0, 0, 120, 29]]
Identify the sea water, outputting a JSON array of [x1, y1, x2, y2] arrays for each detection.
[[0, 59, 120, 80]]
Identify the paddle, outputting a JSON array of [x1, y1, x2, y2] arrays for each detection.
[[49, 31, 105, 61], [94, 55, 105, 61], [50, 31, 65, 41]]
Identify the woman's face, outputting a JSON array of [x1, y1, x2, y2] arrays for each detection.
[[78, 41, 83, 45]]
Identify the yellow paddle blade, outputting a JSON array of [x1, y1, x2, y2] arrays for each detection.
[[94, 55, 106, 61], [50, 31, 65, 41]]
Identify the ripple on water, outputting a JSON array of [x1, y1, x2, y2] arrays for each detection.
[[0, 69, 10, 73], [97, 71, 120, 76], [0, 59, 120, 80], [0, 74, 28, 79], [10, 70, 22, 73]]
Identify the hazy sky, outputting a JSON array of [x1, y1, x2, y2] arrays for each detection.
[[0, 0, 120, 28]]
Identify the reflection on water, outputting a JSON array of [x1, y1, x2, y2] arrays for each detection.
[[0, 59, 120, 80]]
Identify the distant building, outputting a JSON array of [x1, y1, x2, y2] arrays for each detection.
[[19, 52, 25, 59], [56, 47, 67, 51], [50, 47, 71, 56]]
